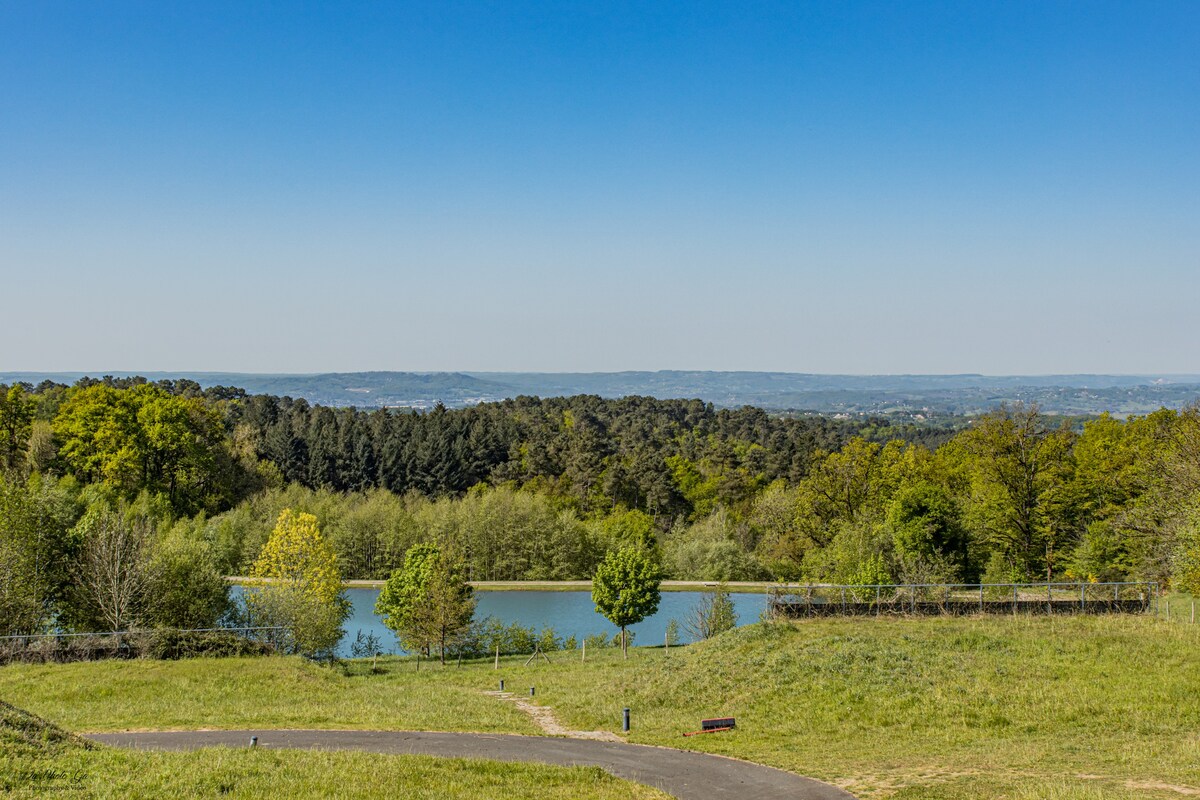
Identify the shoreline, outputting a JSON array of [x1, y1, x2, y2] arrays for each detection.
[[228, 577, 778, 594]]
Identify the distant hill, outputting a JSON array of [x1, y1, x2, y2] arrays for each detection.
[[0, 371, 512, 410], [3, 370, 1199, 417]]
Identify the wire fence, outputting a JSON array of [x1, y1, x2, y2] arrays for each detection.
[[766, 582, 1158, 619], [0, 626, 286, 665]]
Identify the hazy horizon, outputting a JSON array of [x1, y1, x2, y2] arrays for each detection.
[[5, 369, 1200, 380]]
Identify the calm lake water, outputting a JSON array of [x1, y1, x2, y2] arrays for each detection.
[[225, 588, 762, 657]]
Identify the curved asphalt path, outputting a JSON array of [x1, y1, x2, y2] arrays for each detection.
[[88, 729, 856, 799]]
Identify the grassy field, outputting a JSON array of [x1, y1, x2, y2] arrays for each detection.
[[1160, 592, 1200, 625], [0, 655, 539, 733], [2, 613, 1198, 799], [0, 700, 668, 799]]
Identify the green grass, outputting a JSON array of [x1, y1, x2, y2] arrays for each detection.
[[1159, 592, 1198, 625], [535, 615, 1200, 799], [3, 614, 1198, 798], [1, 738, 670, 799], [0, 692, 669, 799], [0, 655, 538, 733]]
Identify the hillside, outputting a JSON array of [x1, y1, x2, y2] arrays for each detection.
[[0, 699, 91, 758], [3, 614, 1197, 798]]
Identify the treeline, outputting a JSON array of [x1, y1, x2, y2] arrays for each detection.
[[5, 376, 943, 515], [1, 377, 1199, 638]]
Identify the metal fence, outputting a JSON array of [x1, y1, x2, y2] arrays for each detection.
[[767, 582, 1157, 619], [0, 626, 286, 665]]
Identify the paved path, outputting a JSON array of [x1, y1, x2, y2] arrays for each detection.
[[89, 729, 856, 800]]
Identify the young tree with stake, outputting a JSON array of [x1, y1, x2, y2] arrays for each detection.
[[591, 546, 662, 658]]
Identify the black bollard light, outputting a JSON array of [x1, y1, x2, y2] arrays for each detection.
[[623, 707, 630, 732], [530, 686, 535, 697], [250, 736, 258, 748], [499, 679, 505, 692]]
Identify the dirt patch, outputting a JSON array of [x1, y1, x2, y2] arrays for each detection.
[[1125, 781, 1200, 797], [483, 690, 621, 742], [1078, 773, 1200, 797]]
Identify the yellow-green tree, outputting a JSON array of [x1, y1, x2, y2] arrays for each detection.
[[52, 384, 234, 514], [245, 509, 350, 659]]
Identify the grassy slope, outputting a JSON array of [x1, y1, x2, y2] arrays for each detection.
[[0, 655, 539, 732], [540, 616, 1200, 799], [0, 699, 667, 800], [3, 615, 1198, 799]]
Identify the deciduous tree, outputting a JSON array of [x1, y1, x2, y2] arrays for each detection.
[[375, 543, 475, 664], [591, 546, 662, 658], [244, 509, 350, 659], [0, 385, 34, 473], [72, 504, 156, 632]]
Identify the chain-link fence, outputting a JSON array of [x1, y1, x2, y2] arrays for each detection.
[[767, 582, 1157, 619]]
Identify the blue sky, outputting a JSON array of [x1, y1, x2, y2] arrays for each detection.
[[2, 2, 1197, 373]]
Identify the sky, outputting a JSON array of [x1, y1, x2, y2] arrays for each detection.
[[2, 1, 1198, 374]]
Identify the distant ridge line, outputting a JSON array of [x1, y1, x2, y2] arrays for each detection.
[[2, 370, 1199, 417]]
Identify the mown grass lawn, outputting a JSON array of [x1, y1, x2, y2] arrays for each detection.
[[3, 613, 1197, 799], [0, 696, 670, 799], [2, 735, 668, 800]]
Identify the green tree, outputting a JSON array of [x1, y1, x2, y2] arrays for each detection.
[[0, 474, 76, 635], [70, 502, 157, 631], [1173, 506, 1200, 595], [683, 583, 737, 641], [591, 546, 662, 658], [375, 543, 476, 664], [886, 480, 968, 580], [147, 521, 231, 629], [0, 385, 35, 473], [52, 384, 237, 514], [244, 509, 350, 660], [951, 404, 1076, 580]]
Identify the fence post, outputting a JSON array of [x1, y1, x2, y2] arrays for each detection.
[[1012, 584, 1017, 616], [1080, 584, 1085, 613], [876, 585, 880, 617], [1047, 583, 1052, 615], [841, 587, 846, 615]]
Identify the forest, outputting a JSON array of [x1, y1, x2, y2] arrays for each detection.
[[1, 375, 1199, 637]]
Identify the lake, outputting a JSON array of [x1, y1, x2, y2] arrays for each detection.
[[333, 588, 767, 657]]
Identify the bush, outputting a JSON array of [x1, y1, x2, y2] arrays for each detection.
[[146, 629, 273, 660], [582, 630, 633, 650], [684, 584, 738, 640], [455, 617, 571, 659], [0, 629, 275, 665], [147, 523, 231, 629]]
